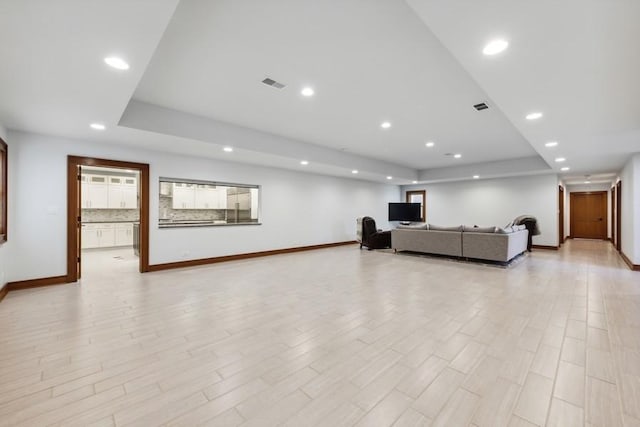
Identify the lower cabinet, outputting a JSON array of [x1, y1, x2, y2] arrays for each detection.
[[82, 223, 134, 249], [115, 223, 134, 246]]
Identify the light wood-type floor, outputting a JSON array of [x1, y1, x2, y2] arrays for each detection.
[[1, 240, 639, 426]]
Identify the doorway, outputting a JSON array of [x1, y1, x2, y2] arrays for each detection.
[[569, 191, 608, 239], [559, 185, 565, 245], [616, 181, 622, 251], [67, 156, 150, 282], [611, 187, 616, 247], [406, 190, 426, 222]]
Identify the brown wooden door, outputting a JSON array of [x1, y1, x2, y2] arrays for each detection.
[[570, 192, 607, 239]]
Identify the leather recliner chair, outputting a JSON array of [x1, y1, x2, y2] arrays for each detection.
[[359, 216, 391, 250]]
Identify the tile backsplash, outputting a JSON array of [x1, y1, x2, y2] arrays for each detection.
[[82, 209, 139, 223]]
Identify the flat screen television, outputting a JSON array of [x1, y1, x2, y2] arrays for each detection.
[[388, 202, 421, 222]]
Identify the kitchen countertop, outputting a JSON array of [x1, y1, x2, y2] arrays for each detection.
[[82, 221, 140, 224], [159, 220, 260, 228]]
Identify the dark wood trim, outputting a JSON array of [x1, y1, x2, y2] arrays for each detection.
[[7, 275, 68, 291], [0, 285, 7, 303], [616, 181, 622, 252], [67, 156, 150, 282], [405, 190, 426, 222], [0, 137, 7, 244], [620, 251, 640, 271], [532, 245, 559, 250], [558, 185, 564, 245], [611, 187, 615, 247], [148, 241, 358, 272]]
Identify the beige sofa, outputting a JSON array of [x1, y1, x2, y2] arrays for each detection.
[[391, 225, 528, 263]]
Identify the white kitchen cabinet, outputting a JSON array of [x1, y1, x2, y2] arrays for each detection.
[[82, 175, 109, 209], [250, 188, 259, 219], [82, 223, 134, 248], [107, 177, 138, 209], [217, 187, 227, 209], [172, 183, 196, 209], [121, 186, 137, 208], [81, 224, 100, 249], [195, 185, 218, 209], [115, 223, 134, 246], [81, 223, 115, 248]]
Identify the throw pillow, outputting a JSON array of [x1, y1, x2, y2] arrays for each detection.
[[463, 225, 496, 233], [496, 226, 514, 234], [429, 224, 463, 232], [397, 223, 428, 230]]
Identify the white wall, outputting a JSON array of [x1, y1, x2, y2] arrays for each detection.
[[565, 183, 612, 239], [8, 131, 400, 282], [401, 174, 559, 246], [0, 123, 7, 291], [620, 155, 640, 264]]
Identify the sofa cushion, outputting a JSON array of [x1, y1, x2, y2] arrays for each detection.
[[496, 226, 514, 234], [397, 223, 428, 230], [428, 224, 463, 232], [463, 225, 497, 233]]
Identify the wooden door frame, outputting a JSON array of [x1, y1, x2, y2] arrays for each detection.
[[569, 191, 608, 240], [67, 156, 150, 282], [616, 181, 622, 251], [405, 190, 426, 222], [611, 187, 615, 246], [558, 185, 564, 245]]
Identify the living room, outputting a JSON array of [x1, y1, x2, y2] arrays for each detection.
[[0, 1, 639, 426]]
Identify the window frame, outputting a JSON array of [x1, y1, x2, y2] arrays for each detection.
[[405, 190, 426, 222]]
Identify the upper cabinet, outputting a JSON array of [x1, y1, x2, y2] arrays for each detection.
[[172, 183, 196, 209], [172, 183, 228, 209], [82, 173, 137, 210], [82, 175, 109, 208], [108, 176, 137, 209]]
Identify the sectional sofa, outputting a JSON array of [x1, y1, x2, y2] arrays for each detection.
[[391, 224, 529, 263]]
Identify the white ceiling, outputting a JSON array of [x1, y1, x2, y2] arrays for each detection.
[[132, 0, 536, 170], [407, 0, 640, 177], [0, 0, 638, 185]]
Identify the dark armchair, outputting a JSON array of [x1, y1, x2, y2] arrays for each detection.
[[359, 216, 391, 250]]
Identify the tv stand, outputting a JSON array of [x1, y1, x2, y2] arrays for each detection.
[[400, 221, 411, 225]]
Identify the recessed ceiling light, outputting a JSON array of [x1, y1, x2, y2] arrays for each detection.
[[381, 121, 391, 129], [425, 141, 435, 148], [223, 147, 233, 152], [301, 87, 314, 97], [300, 160, 309, 165], [386, 176, 392, 180], [90, 123, 105, 130], [526, 112, 543, 120], [352, 170, 358, 174], [473, 175, 480, 179], [412, 180, 418, 184], [454, 153, 462, 159], [561, 167, 570, 171], [584, 181, 591, 184], [104, 56, 129, 70], [483, 39, 509, 55], [545, 141, 558, 147], [555, 157, 566, 162]]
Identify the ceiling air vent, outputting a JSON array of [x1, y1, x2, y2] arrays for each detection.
[[473, 102, 489, 111], [262, 77, 286, 89]]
